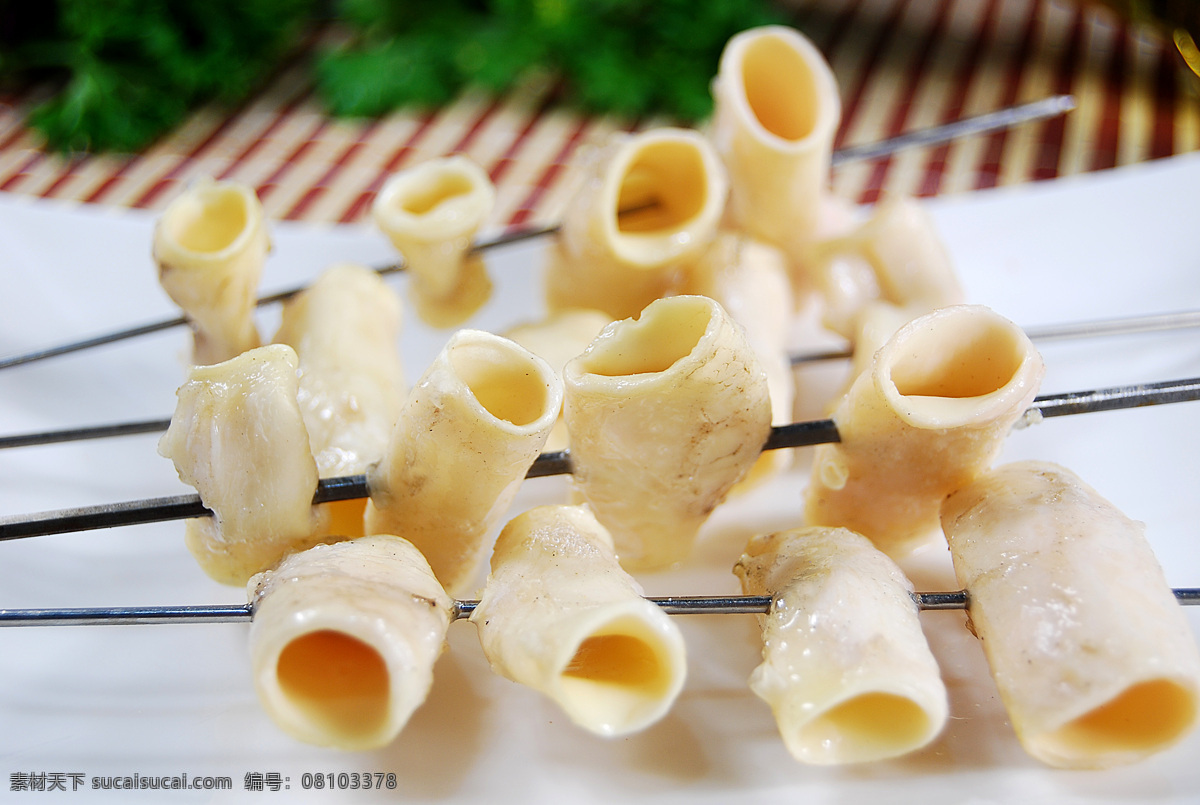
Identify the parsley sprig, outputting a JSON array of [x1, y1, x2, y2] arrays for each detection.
[[317, 0, 781, 121], [0, 0, 781, 154]]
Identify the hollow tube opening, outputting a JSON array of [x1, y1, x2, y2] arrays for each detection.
[[740, 34, 822, 141], [615, 140, 709, 234], [579, 298, 711, 377], [888, 315, 1026, 399], [275, 629, 390, 743], [450, 340, 551, 427], [555, 614, 683, 733], [1042, 679, 1197, 761], [395, 171, 476, 217], [166, 187, 252, 254]]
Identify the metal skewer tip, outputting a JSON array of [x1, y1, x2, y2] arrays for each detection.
[[830, 94, 1076, 167]]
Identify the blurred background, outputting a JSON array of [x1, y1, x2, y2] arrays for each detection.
[[0, 0, 1196, 228]]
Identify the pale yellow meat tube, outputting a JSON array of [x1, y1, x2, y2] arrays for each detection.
[[373, 156, 494, 327], [942, 461, 1200, 769], [153, 179, 269, 366], [273, 263, 406, 539], [735, 527, 948, 764], [247, 535, 454, 750], [471, 505, 687, 737], [545, 127, 727, 320], [710, 25, 840, 262], [563, 295, 772, 570], [805, 304, 1045, 557], [158, 345, 324, 586], [365, 330, 562, 595]]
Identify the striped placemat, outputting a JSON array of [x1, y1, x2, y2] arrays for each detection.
[[0, 0, 1195, 230]]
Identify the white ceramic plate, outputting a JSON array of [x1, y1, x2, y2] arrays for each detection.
[[1, 153, 1198, 804]]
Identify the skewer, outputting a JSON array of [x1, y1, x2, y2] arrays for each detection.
[[829, 95, 1075, 166], [2, 587, 1197, 627], [0, 417, 174, 450], [790, 309, 1200, 365], [2, 375, 1197, 542], [4, 304, 1194, 452], [0, 96, 1075, 373]]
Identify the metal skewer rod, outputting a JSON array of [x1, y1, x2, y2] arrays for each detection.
[[2, 587, 1197, 627], [2, 374, 1197, 542], [1028, 375, 1200, 418], [789, 308, 1200, 366], [6, 303, 1194, 453], [0, 604, 254, 626], [0, 418, 175, 450], [0, 96, 1075, 373], [829, 94, 1076, 167]]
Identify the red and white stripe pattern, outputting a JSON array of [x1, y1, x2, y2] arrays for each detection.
[[0, 0, 1195, 229]]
